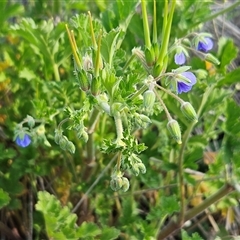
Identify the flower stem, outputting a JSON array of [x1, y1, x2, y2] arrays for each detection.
[[152, 0, 157, 44], [141, 0, 151, 49], [157, 0, 176, 68], [114, 112, 124, 141], [153, 88, 172, 121]]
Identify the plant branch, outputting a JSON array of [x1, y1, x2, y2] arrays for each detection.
[[157, 183, 235, 239]]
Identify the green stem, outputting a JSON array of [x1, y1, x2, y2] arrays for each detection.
[[87, 108, 101, 134], [153, 88, 172, 120], [141, 0, 151, 48], [177, 83, 216, 225], [157, 0, 176, 67], [129, 85, 148, 101], [53, 62, 60, 81], [157, 184, 235, 239], [152, 0, 157, 44], [162, 0, 168, 37], [155, 84, 184, 104], [114, 112, 124, 141]]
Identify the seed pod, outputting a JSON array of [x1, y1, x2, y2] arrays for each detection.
[[181, 102, 198, 123], [77, 70, 90, 91], [167, 119, 182, 144], [91, 76, 101, 96], [143, 90, 156, 109]]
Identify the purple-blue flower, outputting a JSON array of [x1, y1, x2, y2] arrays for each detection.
[[16, 134, 31, 147], [197, 37, 213, 52], [177, 72, 197, 94], [174, 52, 186, 65]]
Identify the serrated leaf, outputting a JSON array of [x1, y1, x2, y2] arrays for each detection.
[[181, 229, 203, 240], [0, 188, 10, 209], [100, 227, 120, 240], [77, 222, 101, 238]]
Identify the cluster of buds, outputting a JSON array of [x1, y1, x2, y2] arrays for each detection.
[[54, 129, 75, 154], [110, 171, 130, 192]]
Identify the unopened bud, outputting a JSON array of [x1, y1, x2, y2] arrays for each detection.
[[195, 69, 208, 80], [132, 164, 140, 176], [136, 163, 146, 174], [143, 90, 156, 109], [66, 141, 75, 154], [167, 119, 182, 144], [110, 177, 123, 191], [26, 115, 35, 128], [54, 129, 63, 144], [205, 53, 220, 65], [81, 131, 89, 143], [181, 102, 198, 122], [59, 136, 69, 150], [121, 177, 130, 192]]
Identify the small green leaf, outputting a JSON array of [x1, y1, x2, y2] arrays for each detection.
[[0, 188, 10, 209], [100, 227, 120, 240], [181, 229, 203, 240], [77, 222, 101, 238], [217, 68, 240, 87]]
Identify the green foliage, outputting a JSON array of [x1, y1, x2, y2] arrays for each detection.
[[36, 191, 120, 239]]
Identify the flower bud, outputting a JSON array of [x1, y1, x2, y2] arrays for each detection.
[[59, 136, 68, 150], [138, 114, 151, 124], [143, 90, 156, 109], [66, 141, 75, 154], [167, 119, 182, 144], [110, 177, 123, 191], [26, 115, 35, 128], [121, 177, 130, 192], [136, 163, 146, 174], [132, 164, 140, 176], [181, 102, 198, 123], [204, 53, 220, 65], [195, 69, 208, 80], [81, 131, 89, 143], [54, 129, 63, 144]]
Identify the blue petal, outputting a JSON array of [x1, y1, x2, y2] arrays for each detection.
[[177, 72, 197, 94], [180, 72, 197, 85], [197, 37, 213, 52], [177, 82, 192, 94], [174, 52, 186, 65], [16, 134, 31, 147]]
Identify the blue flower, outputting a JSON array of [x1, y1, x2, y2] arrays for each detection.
[[174, 52, 186, 65], [177, 72, 197, 94], [16, 134, 31, 147], [197, 37, 213, 52]]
